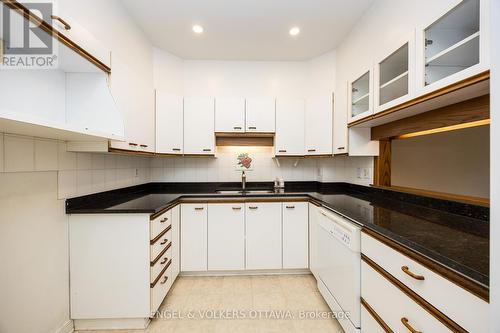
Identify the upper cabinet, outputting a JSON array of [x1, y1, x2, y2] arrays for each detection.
[[416, 0, 489, 95], [245, 98, 276, 133], [215, 98, 246, 133], [184, 97, 215, 155], [305, 96, 333, 156], [347, 69, 373, 124], [156, 91, 184, 155], [374, 33, 415, 113], [275, 99, 305, 156]]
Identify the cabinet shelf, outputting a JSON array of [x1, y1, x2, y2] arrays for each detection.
[[426, 32, 480, 67], [352, 93, 369, 105], [380, 71, 409, 90]]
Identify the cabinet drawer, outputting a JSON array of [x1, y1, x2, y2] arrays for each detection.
[[150, 259, 172, 314], [151, 226, 172, 261], [361, 301, 388, 333], [362, 260, 453, 333], [361, 232, 488, 332], [151, 243, 172, 283], [151, 210, 172, 240]]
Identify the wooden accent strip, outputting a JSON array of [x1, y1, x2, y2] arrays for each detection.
[[2, 0, 111, 73], [371, 185, 490, 207], [108, 147, 156, 157], [361, 297, 394, 333], [362, 228, 489, 302], [150, 242, 172, 266], [150, 225, 172, 246], [216, 136, 274, 147], [362, 254, 468, 333], [215, 132, 275, 138], [150, 259, 172, 288], [348, 70, 490, 128], [371, 95, 490, 140], [373, 140, 391, 187]]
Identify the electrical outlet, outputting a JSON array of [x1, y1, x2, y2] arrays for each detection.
[[356, 167, 362, 179], [135, 168, 139, 177], [363, 168, 370, 179]]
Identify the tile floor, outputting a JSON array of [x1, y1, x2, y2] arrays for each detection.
[[77, 274, 344, 333]]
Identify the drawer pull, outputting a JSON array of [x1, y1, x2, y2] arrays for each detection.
[[203, 148, 212, 152], [286, 206, 295, 209], [51, 15, 71, 30], [248, 126, 257, 130], [278, 150, 287, 153], [195, 207, 204, 211], [140, 144, 148, 148], [307, 149, 316, 152], [160, 257, 169, 265], [232, 207, 242, 210], [337, 147, 345, 150], [401, 318, 422, 333], [249, 206, 258, 210], [160, 217, 168, 223], [401, 266, 425, 281], [172, 148, 181, 152], [128, 142, 138, 146], [233, 126, 242, 130], [160, 238, 169, 245], [160, 276, 169, 285]]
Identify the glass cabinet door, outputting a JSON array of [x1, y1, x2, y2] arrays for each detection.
[[424, 0, 480, 86], [350, 71, 370, 119], [379, 43, 409, 106]]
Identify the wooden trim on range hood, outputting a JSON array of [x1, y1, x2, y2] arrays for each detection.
[[215, 132, 274, 147]]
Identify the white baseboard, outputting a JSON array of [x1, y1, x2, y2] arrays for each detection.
[[73, 318, 150, 331], [55, 320, 74, 333], [180, 269, 311, 277]]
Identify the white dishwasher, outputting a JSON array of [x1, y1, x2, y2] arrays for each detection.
[[316, 208, 361, 333]]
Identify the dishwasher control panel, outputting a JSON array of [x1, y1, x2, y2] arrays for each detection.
[[318, 207, 361, 252]]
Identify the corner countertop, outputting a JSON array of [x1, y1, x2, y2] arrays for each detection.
[[66, 182, 489, 292]]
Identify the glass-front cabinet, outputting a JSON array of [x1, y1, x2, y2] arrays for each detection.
[[374, 32, 415, 113], [348, 69, 373, 123], [416, 0, 489, 94]]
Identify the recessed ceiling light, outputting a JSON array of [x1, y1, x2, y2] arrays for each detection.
[[289, 27, 300, 36], [192, 25, 204, 34]]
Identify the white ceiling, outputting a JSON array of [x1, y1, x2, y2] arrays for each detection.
[[120, 0, 374, 61]]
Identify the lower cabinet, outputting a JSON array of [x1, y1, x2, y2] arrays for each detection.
[[361, 301, 387, 333], [282, 202, 309, 269], [245, 202, 283, 269], [69, 207, 179, 330], [208, 203, 245, 270], [180, 204, 208, 272]]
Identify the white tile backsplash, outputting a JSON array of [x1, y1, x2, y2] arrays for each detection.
[[4, 134, 35, 172], [58, 142, 77, 170]]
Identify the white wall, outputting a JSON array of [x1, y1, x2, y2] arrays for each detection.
[[392, 126, 490, 198], [490, 0, 499, 331], [0, 1, 154, 332]]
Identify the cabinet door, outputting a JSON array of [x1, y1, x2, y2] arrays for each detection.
[[308, 203, 320, 279], [215, 98, 245, 133], [184, 97, 215, 155], [245, 202, 282, 269], [171, 205, 181, 280], [305, 96, 333, 156], [156, 91, 183, 154], [347, 68, 374, 124], [333, 93, 348, 155], [180, 204, 208, 271], [275, 99, 305, 156], [245, 98, 276, 133], [207, 203, 245, 270], [348, 127, 379, 156], [283, 202, 309, 269]]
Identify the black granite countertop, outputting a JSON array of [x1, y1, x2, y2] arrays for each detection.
[[66, 182, 489, 289]]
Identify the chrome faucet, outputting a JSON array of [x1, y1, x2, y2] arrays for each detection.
[[242, 171, 246, 192]]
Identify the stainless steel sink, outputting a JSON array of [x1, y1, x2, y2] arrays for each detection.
[[216, 190, 275, 194]]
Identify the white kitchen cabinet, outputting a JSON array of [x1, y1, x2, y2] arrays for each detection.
[[181, 204, 208, 271], [416, 0, 489, 96], [305, 96, 333, 155], [308, 203, 320, 279], [183, 97, 215, 155], [348, 68, 374, 124], [348, 127, 379, 156], [207, 203, 245, 270], [245, 98, 276, 133], [245, 202, 282, 270], [374, 33, 415, 113], [333, 93, 349, 155], [215, 98, 246, 133], [156, 91, 184, 155], [282, 202, 309, 269], [171, 205, 181, 280], [361, 303, 387, 333], [275, 99, 305, 156]]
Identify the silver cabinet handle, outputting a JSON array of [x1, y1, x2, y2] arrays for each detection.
[[160, 238, 168, 245], [160, 276, 169, 285]]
